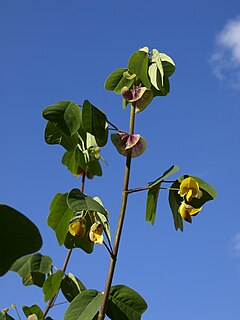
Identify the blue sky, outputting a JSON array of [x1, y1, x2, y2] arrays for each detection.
[[1, 0, 240, 319]]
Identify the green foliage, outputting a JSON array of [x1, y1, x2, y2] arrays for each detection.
[[0, 205, 42, 276], [44, 121, 78, 151], [128, 51, 151, 88], [104, 47, 175, 113], [0, 312, 15, 320], [82, 100, 108, 147], [64, 290, 104, 320], [47, 193, 74, 245], [104, 68, 135, 93], [146, 165, 179, 224], [67, 189, 108, 216], [42, 101, 81, 136], [0, 46, 216, 320], [42, 270, 64, 302], [106, 285, 147, 320], [61, 273, 86, 302], [11, 253, 52, 287], [43, 100, 107, 179], [22, 304, 44, 320]]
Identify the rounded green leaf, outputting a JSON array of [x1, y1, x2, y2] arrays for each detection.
[[67, 189, 108, 216], [128, 50, 151, 88], [61, 273, 86, 302], [42, 101, 81, 136], [0, 205, 42, 276], [43, 270, 64, 302], [44, 121, 78, 151], [82, 100, 108, 147], [22, 304, 43, 320], [64, 290, 104, 320], [107, 285, 147, 320], [104, 68, 134, 94], [47, 193, 74, 246], [159, 52, 175, 77]]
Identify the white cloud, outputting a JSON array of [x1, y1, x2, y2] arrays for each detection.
[[211, 16, 240, 88], [232, 233, 240, 256]]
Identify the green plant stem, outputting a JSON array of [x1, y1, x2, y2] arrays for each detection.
[[42, 174, 86, 318], [97, 105, 136, 320], [126, 186, 180, 194]]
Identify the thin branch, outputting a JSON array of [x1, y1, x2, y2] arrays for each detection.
[[97, 105, 136, 320], [13, 306, 22, 320], [103, 241, 113, 257], [107, 119, 126, 134]]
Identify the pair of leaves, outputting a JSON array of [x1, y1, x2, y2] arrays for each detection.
[[42, 101, 81, 137], [146, 165, 179, 225], [48, 189, 109, 253], [43, 271, 86, 304], [10, 253, 52, 287], [64, 285, 147, 320], [0, 205, 42, 276], [169, 176, 217, 231]]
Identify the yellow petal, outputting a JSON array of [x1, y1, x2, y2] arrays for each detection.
[[178, 202, 202, 223], [179, 177, 201, 201], [69, 218, 86, 237], [89, 223, 104, 244]]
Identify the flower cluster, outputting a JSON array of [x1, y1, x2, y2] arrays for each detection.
[[68, 217, 104, 244], [178, 177, 202, 223]]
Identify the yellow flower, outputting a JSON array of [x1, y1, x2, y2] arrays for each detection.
[[179, 177, 202, 202], [178, 201, 202, 223], [89, 222, 104, 244], [68, 217, 86, 238]]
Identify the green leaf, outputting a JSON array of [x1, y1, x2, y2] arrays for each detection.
[[22, 272, 45, 287], [64, 290, 104, 320], [145, 166, 179, 225], [106, 285, 147, 320], [47, 193, 74, 246], [42, 101, 81, 136], [82, 100, 108, 147], [11, 253, 52, 287], [0, 205, 42, 276], [44, 121, 78, 151], [168, 179, 184, 231], [62, 149, 86, 177], [159, 52, 175, 78], [22, 304, 43, 320], [11, 253, 52, 277], [151, 76, 170, 97], [148, 165, 179, 188], [43, 270, 64, 302], [128, 51, 151, 88], [145, 186, 160, 225], [104, 68, 134, 94], [87, 159, 102, 177], [0, 312, 15, 320], [61, 273, 86, 302], [67, 189, 108, 216]]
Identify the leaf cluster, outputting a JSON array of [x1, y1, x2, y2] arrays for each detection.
[[42, 100, 108, 178], [105, 47, 175, 112]]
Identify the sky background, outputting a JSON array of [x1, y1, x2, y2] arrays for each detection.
[[1, 1, 240, 319]]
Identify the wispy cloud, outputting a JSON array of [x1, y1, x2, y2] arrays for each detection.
[[231, 233, 240, 256], [211, 16, 240, 89]]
